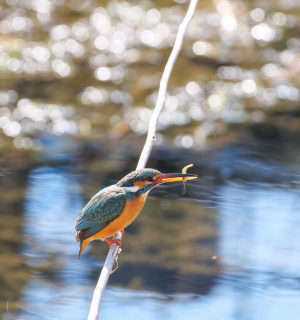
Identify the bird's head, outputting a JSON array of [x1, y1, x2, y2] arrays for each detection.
[[116, 168, 197, 197]]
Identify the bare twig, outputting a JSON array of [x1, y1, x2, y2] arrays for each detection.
[[87, 232, 122, 320], [87, 1, 198, 319], [137, 0, 198, 169]]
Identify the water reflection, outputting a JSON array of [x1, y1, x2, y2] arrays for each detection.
[[16, 167, 98, 320], [5, 165, 300, 319], [216, 183, 300, 320]]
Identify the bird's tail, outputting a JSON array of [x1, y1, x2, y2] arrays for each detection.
[[77, 240, 89, 261]]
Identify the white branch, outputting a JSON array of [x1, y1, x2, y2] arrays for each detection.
[[87, 1, 198, 319], [87, 232, 122, 320], [137, 0, 198, 170]]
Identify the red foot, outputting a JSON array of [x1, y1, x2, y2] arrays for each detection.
[[104, 238, 122, 248], [121, 229, 124, 235]]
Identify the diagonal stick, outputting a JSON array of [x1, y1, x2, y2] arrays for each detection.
[[87, 1, 198, 319], [137, 0, 199, 169]]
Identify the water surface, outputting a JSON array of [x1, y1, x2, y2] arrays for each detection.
[[4, 162, 300, 320]]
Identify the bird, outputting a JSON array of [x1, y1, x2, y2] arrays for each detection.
[[75, 168, 197, 260]]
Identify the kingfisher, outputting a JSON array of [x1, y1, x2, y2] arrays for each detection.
[[75, 168, 197, 260]]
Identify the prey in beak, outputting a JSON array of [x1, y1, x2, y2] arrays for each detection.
[[154, 173, 197, 184]]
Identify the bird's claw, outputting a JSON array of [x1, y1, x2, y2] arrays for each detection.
[[104, 238, 122, 248]]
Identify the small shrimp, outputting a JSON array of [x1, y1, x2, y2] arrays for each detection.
[[182, 164, 193, 194]]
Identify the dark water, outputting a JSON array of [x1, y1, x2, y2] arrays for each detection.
[[2, 143, 300, 320], [1, 0, 300, 318]]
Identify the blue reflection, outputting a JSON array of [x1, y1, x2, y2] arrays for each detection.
[[10, 168, 300, 320], [18, 167, 97, 319]]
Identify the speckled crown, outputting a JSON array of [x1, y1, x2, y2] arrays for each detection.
[[117, 168, 162, 187]]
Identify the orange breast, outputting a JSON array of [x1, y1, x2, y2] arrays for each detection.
[[89, 193, 147, 241]]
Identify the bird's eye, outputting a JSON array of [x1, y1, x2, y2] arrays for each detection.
[[147, 177, 153, 182]]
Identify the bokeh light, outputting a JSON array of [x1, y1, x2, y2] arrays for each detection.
[[0, 0, 298, 148]]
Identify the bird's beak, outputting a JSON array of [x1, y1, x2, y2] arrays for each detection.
[[154, 173, 197, 184]]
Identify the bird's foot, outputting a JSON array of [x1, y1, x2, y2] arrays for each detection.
[[104, 238, 122, 248], [121, 229, 124, 235]]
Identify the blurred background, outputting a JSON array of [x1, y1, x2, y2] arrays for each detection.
[[1, 0, 300, 319]]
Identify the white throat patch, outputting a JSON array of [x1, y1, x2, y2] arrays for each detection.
[[121, 186, 139, 193]]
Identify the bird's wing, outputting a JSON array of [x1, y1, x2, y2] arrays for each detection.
[[75, 186, 127, 241]]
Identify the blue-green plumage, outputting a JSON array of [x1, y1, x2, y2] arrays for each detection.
[[75, 168, 197, 260], [75, 169, 161, 244], [117, 168, 160, 187], [75, 186, 127, 241]]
